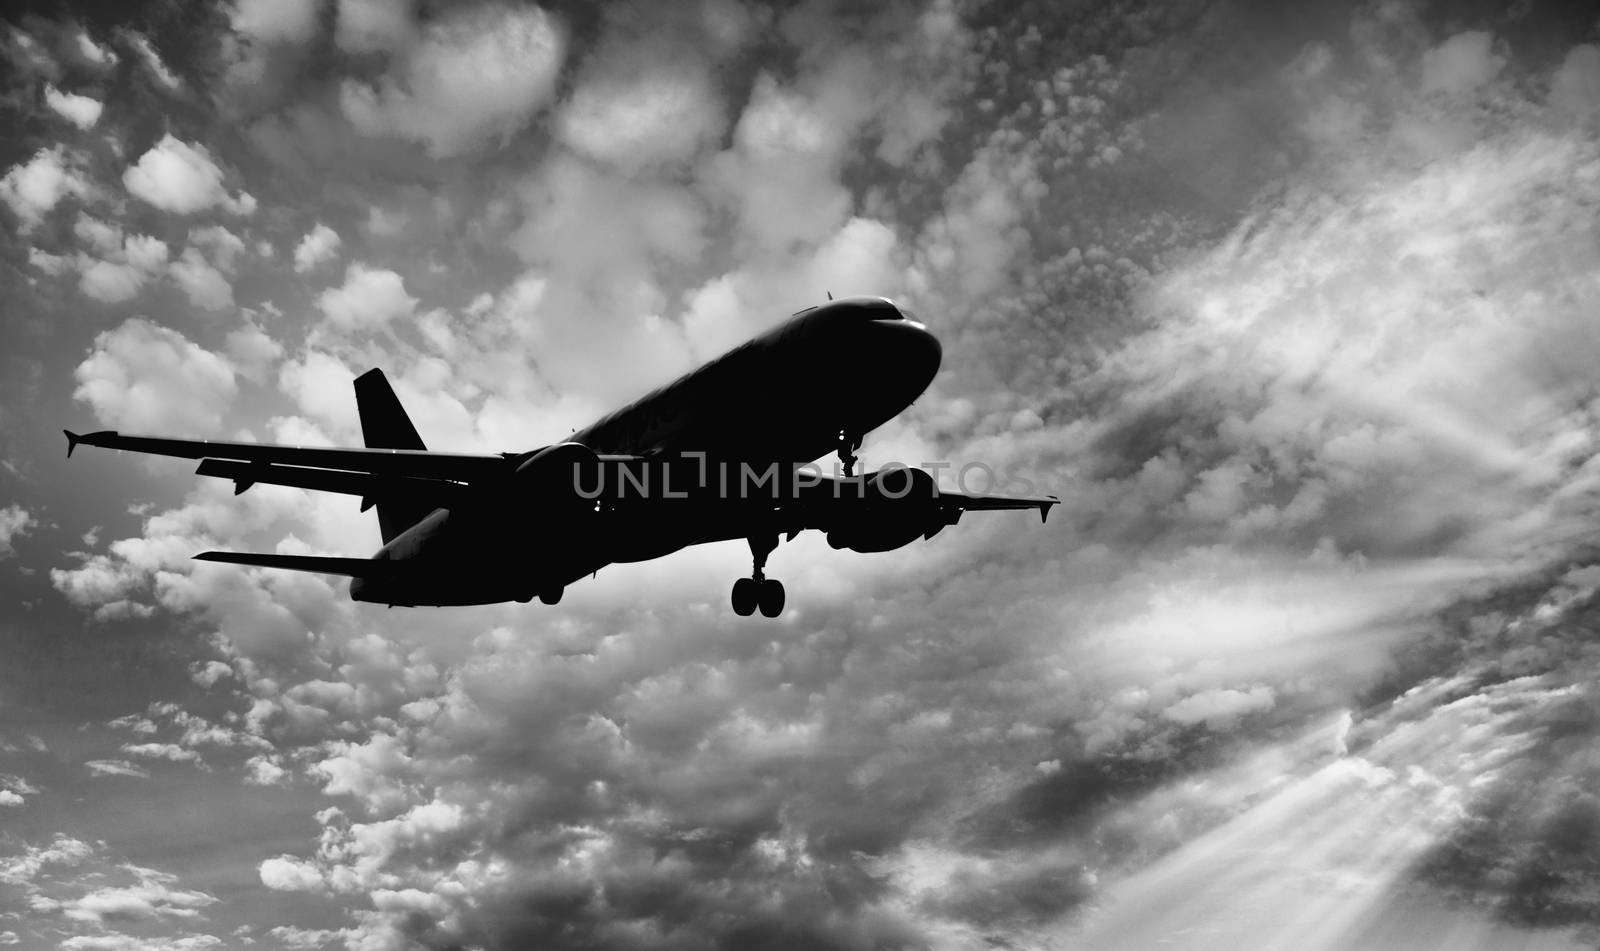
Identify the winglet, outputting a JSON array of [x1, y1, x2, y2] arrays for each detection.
[[64, 430, 80, 458], [1041, 498, 1058, 523]]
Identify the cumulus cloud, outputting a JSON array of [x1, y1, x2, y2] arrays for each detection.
[[340, 2, 564, 157], [316, 264, 415, 333], [0, 505, 35, 559], [1, 145, 89, 229], [0, 790, 22, 807], [258, 855, 325, 891], [292, 222, 341, 272], [168, 247, 235, 311], [557, 48, 725, 173], [44, 85, 103, 129], [123, 135, 252, 215], [73, 318, 237, 433]]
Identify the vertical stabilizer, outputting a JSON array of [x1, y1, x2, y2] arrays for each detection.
[[354, 369, 435, 543]]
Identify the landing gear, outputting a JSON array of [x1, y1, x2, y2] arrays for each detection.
[[732, 534, 786, 617], [838, 430, 861, 478]]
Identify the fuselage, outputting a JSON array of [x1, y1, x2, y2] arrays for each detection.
[[349, 297, 942, 606]]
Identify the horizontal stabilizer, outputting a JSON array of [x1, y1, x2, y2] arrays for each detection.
[[193, 551, 386, 578]]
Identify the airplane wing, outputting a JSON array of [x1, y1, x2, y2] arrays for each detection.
[[64, 430, 510, 483], [193, 551, 388, 577], [939, 491, 1058, 523]]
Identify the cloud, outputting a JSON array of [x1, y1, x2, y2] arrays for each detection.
[[76, 29, 118, 68], [72, 229, 170, 303], [0, 790, 22, 807], [336, 0, 415, 53], [73, 318, 238, 434], [258, 855, 325, 891], [119, 742, 202, 764], [169, 247, 235, 310], [556, 45, 725, 173], [123, 135, 252, 215], [316, 264, 415, 333], [0, 505, 35, 558], [231, 0, 322, 45], [1161, 685, 1277, 728], [1420, 30, 1504, 95], [340, 2, 564, 157], [1, 145, 90, 229], [292, 222, 341, 272], [1550, 44, 1600, 122], [44, 85, 103, 129], [188, 225, 247, 272], [85, 759, 150, 779], [125, 32, 180, 89]]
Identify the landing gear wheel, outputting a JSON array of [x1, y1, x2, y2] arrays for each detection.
[[731, 577, 758, 616], [757, 578, 785, 618], [538, 587, 563, 605]]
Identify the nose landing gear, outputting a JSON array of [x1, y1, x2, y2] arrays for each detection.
[[732, 534, 785, 617]]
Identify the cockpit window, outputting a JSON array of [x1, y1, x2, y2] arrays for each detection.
[[864, 299, 905, 321]]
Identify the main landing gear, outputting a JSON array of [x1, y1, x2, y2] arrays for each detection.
[[732, 534, 785, 618]]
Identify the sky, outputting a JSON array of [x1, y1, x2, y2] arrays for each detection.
[[2, 0, 1600, 948]]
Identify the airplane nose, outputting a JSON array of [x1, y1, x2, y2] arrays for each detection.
[[862, 315, 942, 397]]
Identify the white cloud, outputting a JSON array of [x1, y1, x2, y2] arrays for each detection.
[[336, 0, 415, 53], [340, 2, 564, 157], [0, 790, 22, 807], [126, 33, 181, 89], [1, 146, 89, 229], [259, 855, 325, 891], [0, 505, 35, 558], [190, 660, 234, 687], [85, 759, 150, 779], [169, 247, 235, 311], [120, 743, 201, 764], [557, 53, 724, 173], [316, 264, 415, 333], [76, 31, 118, 68], [1162, 685, 1278, 728], [293, 222, 342, 272], [75, 233, 169, 304], [232, 0, 322, 45], [188, 225, 247, 272], [123, 135, 250, 215], [44, 85, 103, 129], [73, 318, 238, 434]]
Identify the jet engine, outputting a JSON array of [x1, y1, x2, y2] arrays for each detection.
[[825, 467, 951, 553]]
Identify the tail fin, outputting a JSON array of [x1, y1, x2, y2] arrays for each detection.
[[354, 369, 435, 543]]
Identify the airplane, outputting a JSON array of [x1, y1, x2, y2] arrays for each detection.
[[65, 296, 1056, 616]]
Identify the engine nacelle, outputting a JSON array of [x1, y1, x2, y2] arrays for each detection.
[[826, 467, 946, 553], [514, 442, 601, 502]]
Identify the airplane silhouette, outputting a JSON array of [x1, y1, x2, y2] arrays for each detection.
[[65, 296, 1055, 616]]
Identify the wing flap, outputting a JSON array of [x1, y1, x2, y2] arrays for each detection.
[[193, 551, 388, 578]]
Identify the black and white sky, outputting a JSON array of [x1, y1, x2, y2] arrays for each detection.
[[3, 0, 1600, 948]]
